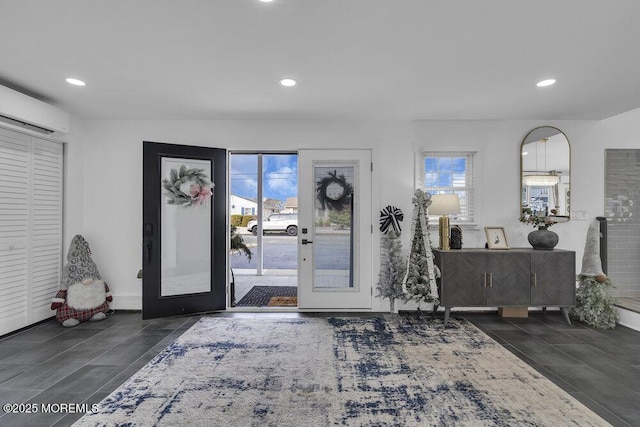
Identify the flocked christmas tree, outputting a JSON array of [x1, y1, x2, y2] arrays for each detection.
[[571, 220, 619, 329], [376, 206, 406, 312], [377, 230, 406, 312], [402, 190, 440, 310]]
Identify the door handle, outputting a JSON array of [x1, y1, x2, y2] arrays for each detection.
[[145, 241, 152, 264], [302, 239, 313, 245], [533, 273, 537, 287], [488, 272, 493, 287]]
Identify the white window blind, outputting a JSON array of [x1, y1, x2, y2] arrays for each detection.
[[0, 127, 62, 335], [422, 151, 476, 224]]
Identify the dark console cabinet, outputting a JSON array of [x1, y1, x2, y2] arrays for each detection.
[[434, 248, 576, 326]]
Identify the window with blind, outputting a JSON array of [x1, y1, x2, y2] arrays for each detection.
[[422, 152, 476, 224], [0, 127, 63, 335]]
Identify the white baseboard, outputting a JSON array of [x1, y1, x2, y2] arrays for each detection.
[[111, 295, 142, 310], [617, 306, 640, 332]]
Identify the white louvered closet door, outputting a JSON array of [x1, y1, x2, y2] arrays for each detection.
[[30, 137, 63, 324], [0, 127, 62, 335], [0, 129, 29, 334]]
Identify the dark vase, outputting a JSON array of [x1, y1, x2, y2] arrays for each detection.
[[528, 226, 559, 250]]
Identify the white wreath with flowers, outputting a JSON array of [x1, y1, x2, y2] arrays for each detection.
[[162, 165, 213, 207]]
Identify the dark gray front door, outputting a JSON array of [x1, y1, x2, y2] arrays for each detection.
[[142, 141, 226, 319]]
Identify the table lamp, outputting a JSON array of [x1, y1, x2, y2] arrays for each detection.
[[429, 194, 460, 250]]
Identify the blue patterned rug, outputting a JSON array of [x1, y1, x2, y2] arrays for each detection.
[[74, 316, 608, 426]]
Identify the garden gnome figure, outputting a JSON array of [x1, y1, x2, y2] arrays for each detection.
[[570, 220, 619, 329], [51, 235, 112, 327]]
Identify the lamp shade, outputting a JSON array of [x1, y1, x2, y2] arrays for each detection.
[[429, 194, 461, 216]]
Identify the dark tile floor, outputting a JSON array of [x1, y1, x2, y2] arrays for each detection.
[[465, 311, 640, 427], [0, 310, 638, 426]]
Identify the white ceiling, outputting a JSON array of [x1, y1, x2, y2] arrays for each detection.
[[1, 0, 640, 121]]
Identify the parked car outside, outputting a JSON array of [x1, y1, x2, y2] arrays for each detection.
[[247, 213, 298, 236]]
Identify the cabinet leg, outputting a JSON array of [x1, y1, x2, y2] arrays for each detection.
[[560, 307, 572, 325], [444, 307, 451, 327]]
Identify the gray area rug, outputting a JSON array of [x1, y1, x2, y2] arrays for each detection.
[[74, 316, 608, 426]]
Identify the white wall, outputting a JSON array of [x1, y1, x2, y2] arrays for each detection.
[[412, 120, 600, 249], [61, 116, 85, 262], [599, 107, 640, 146], [70, 117, 621, 311], [392, 120, 603, 311]]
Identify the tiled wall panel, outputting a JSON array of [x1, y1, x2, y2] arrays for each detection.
[[605, 149, 640, 297]]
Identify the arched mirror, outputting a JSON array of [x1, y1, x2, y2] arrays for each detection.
[[520, 126, 571, 221]]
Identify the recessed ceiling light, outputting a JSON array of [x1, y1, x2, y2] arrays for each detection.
[[280, 78, 296, 87], [66, 78, 86, 86], [258, 0, 274, 2], [536, 79, 556, 87]]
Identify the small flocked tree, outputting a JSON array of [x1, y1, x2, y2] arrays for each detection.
[[402, 190, 440, 310], [572, 275, 619, 329], [376, 230, 406, 312]]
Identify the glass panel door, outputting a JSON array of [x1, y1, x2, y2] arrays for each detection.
[[229, 153, 298, 307], [160, 158, 212, 296], [298, 150, 372, 309], [313, 165, 355, 289], [142, 142, 226, 319]]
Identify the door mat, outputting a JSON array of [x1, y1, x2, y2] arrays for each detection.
[[236, 286, 297, 307], [267, 296, 298, 306]]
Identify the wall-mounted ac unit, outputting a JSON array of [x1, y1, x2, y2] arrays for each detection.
[[0, 84, 70, 135]]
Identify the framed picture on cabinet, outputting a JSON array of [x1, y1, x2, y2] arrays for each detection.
[[485, 226, 509, 250]]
